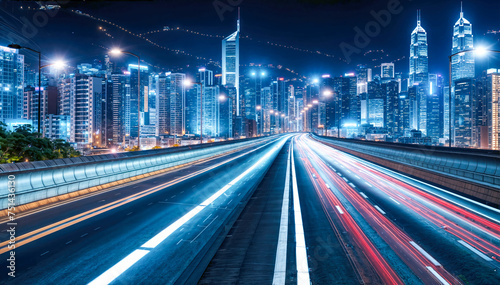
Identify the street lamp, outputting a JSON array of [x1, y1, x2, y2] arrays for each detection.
[[184, 80, 203, 144], [448, 47, 500, 147], [110, 48, 141, 150], [8, 44, 41, 135]]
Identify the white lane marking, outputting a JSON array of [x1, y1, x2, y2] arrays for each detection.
[[171, 195, 176, 198], [410, 241, 441, 266], [227, 199, 233, 205], [457, 240, 493, 261], [202, 214, 213, 223], [342, 177, 348, 182], [365, 182, 372, 187], [291, 139, 311, 285], [40, 251, 49, 256], [426, 266, 450, 285], [397, 194, 407, 200], [94, 227, 101, 231], [80, 233, 88, 238], [272, 144, 291, 285], [348, 182, 356, 188], [126, 212, 133, 216], [389, 197, 401, 205], [147, 202, 153, 206], [176, 239, 183, 245], [335, 206, 344, 215], [65, 240, 72, 245], [142, 138, 288, 249], [325, 184, 330, 189], [353, 175, 360, 179], [88, 249, 149, 285], [360, 192, 368, 199], [374, 205, 386, 215], [191, 216, 218, 243]]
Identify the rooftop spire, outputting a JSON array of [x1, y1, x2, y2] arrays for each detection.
[[417, 9, 421, 26], [237, 7, 240, 33], [460, 1, 464, 18]]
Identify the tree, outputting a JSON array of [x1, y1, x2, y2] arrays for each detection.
[[0, 123, 81, 163]]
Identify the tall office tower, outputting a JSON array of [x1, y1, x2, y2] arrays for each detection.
[[202, 85, 221, 137], [242, 76, 256, 122], [288, 85, 296, 132], [59, 74, 104, 149], [427, 74, 443, 140], [127, 64, 149, 137], [454, 78, 477, 147], [270, 78, 286, 133], [261, 86, 272, 134], [108, 73, 129, 145], [451, 4, 474, 85], [219, 86, 233, 139], [486, 69, 500, 150], [222, 10, 240, 115], [367, 80, 385, 128], [384, 80, 401, 136], [170, 73, 186, 136], [443, 85, 450, 139], [409, 11, 429, 86], [251, 71, 265, 135], [0, 46, 24, 123], [399, 91, 410, 133], [407, 86, 418, 131], [381, 63, 395, 79], [409, 11, 429, 135], [356, 65, 372, 95], [155, 72, 171, 136]]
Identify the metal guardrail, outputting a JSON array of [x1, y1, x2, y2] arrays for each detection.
[[0, 137, 274, 209], [313, 135, 500, 189]]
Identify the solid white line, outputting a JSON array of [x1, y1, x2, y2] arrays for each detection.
[[88, 249, 150, 285], [335, 206, 344, 215], [410, 241, 441, 266], [389, 197, 401, 205], [291, 139, 311, 285], [457, 240, 493, 261], [272, 144, 291, 285], [360, 192, 368, 199], [426, 266, 450, 285], [374, 205, 386, 215]]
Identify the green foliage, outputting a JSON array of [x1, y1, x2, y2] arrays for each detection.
[[0, 123, 81, 164]]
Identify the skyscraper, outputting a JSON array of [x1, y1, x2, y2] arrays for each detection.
[[486, 69, 500, 150], [381, 63, 395, 79], [409, 11, 429, 86], [222, 10, 240, 116], [169, 73, 186, 136], [454, 78, 477, 148], [0, 46, 24, 123], [451, 4, 475, 85]]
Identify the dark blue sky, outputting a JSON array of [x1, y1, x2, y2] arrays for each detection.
[[1, 0, 499, 79]]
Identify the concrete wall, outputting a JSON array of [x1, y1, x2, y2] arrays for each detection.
[[313, 135, 500, 206], [0, 137, 273, 210]]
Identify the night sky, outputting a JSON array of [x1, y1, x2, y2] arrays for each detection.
[[1, 0, 499, 79]]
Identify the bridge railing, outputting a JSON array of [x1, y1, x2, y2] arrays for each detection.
[[313, 134, 500, 204], [0, 136, 274, 210]]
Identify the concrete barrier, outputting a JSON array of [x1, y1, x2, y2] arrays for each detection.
[[313, 134, 500, 206], [0, 137, 274, 210]]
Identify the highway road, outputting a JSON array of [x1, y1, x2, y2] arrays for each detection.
[[1, 133, 500, 284]]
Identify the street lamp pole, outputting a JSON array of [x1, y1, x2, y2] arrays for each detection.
[[448, 47, 500, 147]]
